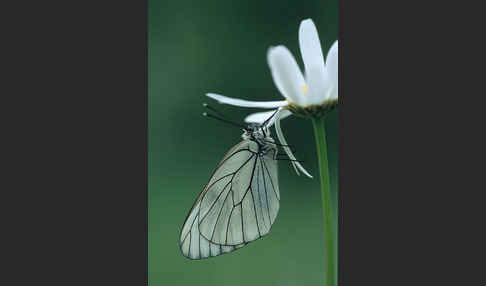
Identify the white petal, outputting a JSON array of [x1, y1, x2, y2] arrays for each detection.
[[299, 19, 325, 74], [245, 108, 291, 127], [299, 19, 328, 105], [267, 46, 306, 106], [244, 110, 277, 124], [326, 86, 337, 101], [206, 93, 287, 108], [326, 41, 338, 100], [306, 66, 329, 105], [274, 110, 313, 178]]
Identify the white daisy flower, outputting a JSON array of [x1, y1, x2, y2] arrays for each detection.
[[206, 19, 338, 178]]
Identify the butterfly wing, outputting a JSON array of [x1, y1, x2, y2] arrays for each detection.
[[180, 201, 246, 259], [180, 140, 280, 259]]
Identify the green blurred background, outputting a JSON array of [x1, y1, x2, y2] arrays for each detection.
[[149, 0, 338, 285]]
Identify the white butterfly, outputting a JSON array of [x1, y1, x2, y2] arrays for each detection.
[[180, 123, 280, 259]]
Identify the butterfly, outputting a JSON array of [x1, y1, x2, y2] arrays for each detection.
[[179, 121, 281, 260]]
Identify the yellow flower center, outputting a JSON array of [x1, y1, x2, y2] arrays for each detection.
[[301, 84, 308, 94]]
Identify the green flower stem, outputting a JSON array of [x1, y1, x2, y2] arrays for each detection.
[[312, 116, 337, 286]]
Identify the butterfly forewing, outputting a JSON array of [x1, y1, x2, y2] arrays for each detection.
[[180, 139, 279, 259]]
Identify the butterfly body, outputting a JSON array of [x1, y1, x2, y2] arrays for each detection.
[[180, 125, 280, 259]]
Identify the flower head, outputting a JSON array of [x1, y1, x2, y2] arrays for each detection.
[[267, 19, 338, 117], [205, 19, 338, 178]]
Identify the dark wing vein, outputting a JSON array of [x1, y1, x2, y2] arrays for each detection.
[[215, 148, 252, 169], [248, 157, 261, 239], [198, 180, 231, 225], [210, 184, 232, 241], [204, 173, 234, 194], [188, 232, 192, 256], [225, 204, 236, 244], [198, 228, 201, 259], [262, 157, 279, 201], [249, 189, 261, 237], [240, 204, 244, 241], [255, 159, 267, 229], [260, 156, 272, 224]]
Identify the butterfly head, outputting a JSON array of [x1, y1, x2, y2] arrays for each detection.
[[242, 123, 275, 152]]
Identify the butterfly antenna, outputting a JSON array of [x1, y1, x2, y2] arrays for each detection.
[[203, 103, 228, 119], [203, 112, 247, 129], [262, 109, 279, 127]]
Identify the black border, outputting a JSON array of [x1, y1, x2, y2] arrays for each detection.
[[3, 0, 148, 284]]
